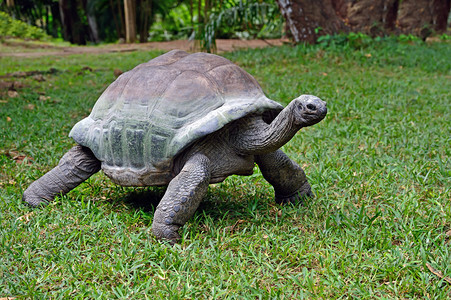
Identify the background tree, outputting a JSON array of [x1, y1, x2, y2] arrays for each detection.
[[123, 0, 135, 42], [1, 0, 449, 45], [397, 0, 451, 39], [276, 0, 450, 44], [344, 0, 399, 35], [58, 0, 91, 44], [276, 0, 348, 43]]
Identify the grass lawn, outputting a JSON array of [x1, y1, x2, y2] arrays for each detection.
[[0, 40, 450, 298]]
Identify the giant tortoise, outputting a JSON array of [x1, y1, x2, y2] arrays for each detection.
[[23, 50, 327, 243]]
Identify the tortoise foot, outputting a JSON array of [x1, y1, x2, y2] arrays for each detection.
[[275, 182, 313, 205], [152, 223, 181, 245], [22, 188, 50, 207]]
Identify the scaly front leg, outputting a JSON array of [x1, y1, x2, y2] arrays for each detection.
[[256, 149, 313, 205], [23, 145, 101, 207], [152, 153, 211, 244]]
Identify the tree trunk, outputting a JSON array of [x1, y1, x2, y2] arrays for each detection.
[[117, 0, 126, 40], [396, 0, 451, 38], [124, 0, 136, 43], [50, 3, 61, 38], [87, 13, 100, 42], [432, 0, 450, 32], [138, 0, 152, 43], [345, 0, 399, 35], [276, 0, 348, 44], [81, 0, 100, 43], [397, 0, 432, 37], [58, 0, 87, 45]]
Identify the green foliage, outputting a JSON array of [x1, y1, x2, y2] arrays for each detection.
[[148, 3, 193, 42], [1, 40, 450, 297], [316, 32, 436, 51], [397, 33, 422, 43], [196, 0, 282, 52], [317, 32, 372, 49], [0, 11, 51, 41], [317, 32, 389, 50], [146, 0, 283, 49]]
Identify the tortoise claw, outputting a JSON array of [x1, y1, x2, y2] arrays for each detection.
[[275, 182, 314, 205], [152, 223, 181, 245]]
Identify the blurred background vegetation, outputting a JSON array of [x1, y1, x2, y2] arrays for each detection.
[[0, 0, 450, 52], [0, 0, 282, 50]]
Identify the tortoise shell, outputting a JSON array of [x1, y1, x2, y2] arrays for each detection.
[[69, 50, 283, 186]]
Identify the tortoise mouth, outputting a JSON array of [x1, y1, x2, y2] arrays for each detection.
[[303, 109, 327, 118]]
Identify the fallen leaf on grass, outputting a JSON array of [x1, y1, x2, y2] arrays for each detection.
[[77, 66, 94, 75], [24, 104, 35, 110], [0, 68, 59, 78], [446, 229, 451, 237], [32, 74, 45, 82], [7, 90, 18, 98], [2, 150, 34, 164], [114, 69, 123, 77], [224, 219, 245, 233], [0, 80, 27, 90], [0, 100, 8, 103], [39, 95, 51, 101], [0, 297, 17, 300], [13, 155, 33, 164], [426, 263, 451, 284], [17, 212, 35, 224], [6, 116, 12, 122]]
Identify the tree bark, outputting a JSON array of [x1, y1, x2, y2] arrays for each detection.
[[58, 0, 87, 44], [395, 0, 451, 38], [124, 0, 136, 43], [276, 0, 348, 44], [433, 0, 451, 32], [138, 0, 152, 43], [345, 0, 399, 35], [81, 0, 100, 43]]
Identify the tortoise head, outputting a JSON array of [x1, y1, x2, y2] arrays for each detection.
[[231, 94, 327, 155], [291, 95, 327, 127]]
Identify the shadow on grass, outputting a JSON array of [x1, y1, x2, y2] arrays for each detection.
[[121, 187, 165, 212], [118, 185, 270, 224]]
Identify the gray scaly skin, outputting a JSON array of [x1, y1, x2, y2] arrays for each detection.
[[22, 145, 100, 206], [152, 153, 211, 242], [23, 96, 326, 245], [152, 95, 326, 243]]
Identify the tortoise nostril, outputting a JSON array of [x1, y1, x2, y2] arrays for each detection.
[[306, 104, 316, 111]]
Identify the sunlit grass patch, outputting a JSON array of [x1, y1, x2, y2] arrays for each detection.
[[1, 41, 450, 298]]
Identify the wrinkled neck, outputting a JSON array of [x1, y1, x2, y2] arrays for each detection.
[[231, 104, 302, 155]]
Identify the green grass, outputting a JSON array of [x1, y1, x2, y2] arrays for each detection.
[[1, 40, 450, 298]]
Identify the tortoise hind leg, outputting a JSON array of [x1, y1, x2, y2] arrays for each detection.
[[255, 149, 313, 205], [23, 145, 101, 207], [152, 153, 211, 244]]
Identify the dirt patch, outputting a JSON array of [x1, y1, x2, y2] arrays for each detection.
[[0, 39, 290, 58]]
